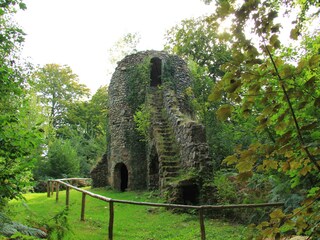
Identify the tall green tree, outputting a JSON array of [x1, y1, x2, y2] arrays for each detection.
[[32, 64, 90, 132], [201, 0, 320, 237], [65, 85, 109, 176], [164, 16, 231, 81], [0, 0, 44, 209], [47, 139, 80, 179]]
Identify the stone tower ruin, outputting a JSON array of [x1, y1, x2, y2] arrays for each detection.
[[91, 50, 213, 204]]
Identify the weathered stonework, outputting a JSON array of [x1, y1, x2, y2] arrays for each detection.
[[91, 50, 213, 204]]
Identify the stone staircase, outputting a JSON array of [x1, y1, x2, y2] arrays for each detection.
[[149, 88, 180, 189]]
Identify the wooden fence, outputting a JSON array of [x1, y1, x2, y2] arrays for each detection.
[[47, 178, 284, 240]]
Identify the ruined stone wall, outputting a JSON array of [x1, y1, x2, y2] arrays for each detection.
[[92, 50, 212, 194], [108, 54, 147, 190], [163, 88, 212, 178]]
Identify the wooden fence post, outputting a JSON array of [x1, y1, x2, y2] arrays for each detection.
[[81, 193, 86, 221], [66, 187, 70, 208], [47, 180, 50, 197], [199, 208, 206, 240], [108, 201, 114, 240], [55, 182, 60, 202], [51, 181, 54, 196]]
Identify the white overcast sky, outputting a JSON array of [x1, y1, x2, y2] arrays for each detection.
[[15, 0, 214, 95]]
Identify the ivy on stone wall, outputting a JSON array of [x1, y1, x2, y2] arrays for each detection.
[[133, 103, 151, 142], [125, 58, 151, 112], [162, 57, 176, 91]]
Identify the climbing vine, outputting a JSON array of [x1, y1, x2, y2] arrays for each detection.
[[125, 57, 151, 112], [133, 103, 151, 141]]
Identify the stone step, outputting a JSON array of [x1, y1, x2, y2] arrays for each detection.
[[161, 133, 172, 138], [162, 151, 176, 156], [153, 122, 169, 128], [158, 129, 170, 134], [161, 166, 180, 172], [161, 137, 175, 143], [163, 147, 174, 153], [161, 142, 176, 149], [160, 161, 179, 167], [162, 171, 179, 178]]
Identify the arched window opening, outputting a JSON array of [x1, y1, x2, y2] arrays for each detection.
[[150, 57, 162, 87]]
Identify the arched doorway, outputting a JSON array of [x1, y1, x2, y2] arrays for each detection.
[[181, 184, 199, 205], [150, 57, 162, 87], [148, 145, 159, 189], [114, 163, 128, 191]]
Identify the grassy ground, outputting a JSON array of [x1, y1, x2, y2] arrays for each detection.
[[8, 188, 249, 240]]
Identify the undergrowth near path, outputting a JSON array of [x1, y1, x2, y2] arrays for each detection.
[[8, 188, 249, 240]]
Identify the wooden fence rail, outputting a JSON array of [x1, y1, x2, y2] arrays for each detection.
[[47, 178, 284, 240]]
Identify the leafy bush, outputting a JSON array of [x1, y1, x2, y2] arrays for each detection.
[[213, 170, 239, 204], [47, 139, 80, 179], [133, 104, 151, 141]]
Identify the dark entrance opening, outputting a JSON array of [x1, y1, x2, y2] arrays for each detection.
[[149, 147, 159, 189], [120, 164, 128, 191], [114, 163, 128, 192], [150, 57, 162, 87], [181, 184, 199, 205]]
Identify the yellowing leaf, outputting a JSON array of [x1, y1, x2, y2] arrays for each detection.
[[290, 27, 299, 40], [270, 34, 280, 49], [309, 54, 320, 69], [223, 155, 238, 165], [222, 72, 234, 83], [237, 171, 253, 181], [236, 160, 254, 173], [280, 64, 293, 79], [290, 160, 300, 170], [263, 159, 278, 170], [226, 80, 241, 93], [216, 104, 233, 121], [296, 216, 308, 232], [296, 58, 307, 74], [284, 151, 294, 158], [257, 221, 270, 231], [270, 208, 285, 219], [300, 165, 311, 176], [208, 89, 222, 102], [281, 161, 290, 171]]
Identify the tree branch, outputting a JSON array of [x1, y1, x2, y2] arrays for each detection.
[[264, 44, 320, 172]]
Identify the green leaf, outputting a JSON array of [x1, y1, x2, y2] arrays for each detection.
[[314, 98, 320, 107], [304, 76, 317, 88], [19, 3, 27, 10]]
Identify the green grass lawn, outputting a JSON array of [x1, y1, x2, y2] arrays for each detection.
[[8, 188, 249, 240]]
